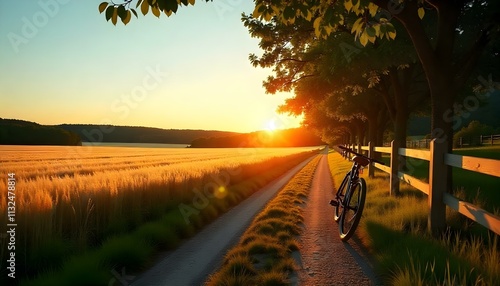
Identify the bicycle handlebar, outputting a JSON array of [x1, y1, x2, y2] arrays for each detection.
[[336, 145, 385, 165]]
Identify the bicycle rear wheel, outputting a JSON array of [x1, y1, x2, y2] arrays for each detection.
[[334, 171, 350, 222], [339, 178, 366, 241]]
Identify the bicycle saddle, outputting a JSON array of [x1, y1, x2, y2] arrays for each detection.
[[352, 155, 370, 167]]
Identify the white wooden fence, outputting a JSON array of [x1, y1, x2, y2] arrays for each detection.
[[343, 140, 500, 235]]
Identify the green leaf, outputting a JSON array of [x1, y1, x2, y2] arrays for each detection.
[[117, 5, 127, 21], [141, 0, 149, 15], [98, 2, 108, 14], [165, 0, 178, 13], [136, 0, 143, 8], [105, 6, 114, 21], [298, 5, 308, 18], [366, 26, 376, 37], [180, 0, 188, 5], [283, 6, 294, 20], [385, 23, 396, 33], [324, 6, 334, 22], [157, 0, 167, 10], [379, 23, 387, 35], [359, 0, 370, 7], [131, 8, 138, 18]]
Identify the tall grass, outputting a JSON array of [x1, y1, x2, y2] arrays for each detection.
[[328, 152, 500, 285], [0, 146, 318, 283], [206, 155, 321, 285]]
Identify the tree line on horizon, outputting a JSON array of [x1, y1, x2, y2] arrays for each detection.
[[0, 119, 82, 146], [0, 119, 325, 147]]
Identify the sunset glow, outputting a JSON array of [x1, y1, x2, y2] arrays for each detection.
[[0, 2, 301, 133]]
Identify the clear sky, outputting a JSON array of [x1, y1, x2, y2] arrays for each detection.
[[0, 0, 302, 133]]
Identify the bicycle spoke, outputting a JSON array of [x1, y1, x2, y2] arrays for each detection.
[[339, 178, 366, 242]]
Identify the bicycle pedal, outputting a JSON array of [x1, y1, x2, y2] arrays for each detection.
[[329, 200, 339, 207]]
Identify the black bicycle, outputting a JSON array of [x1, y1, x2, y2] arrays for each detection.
[[329, 145, 384, 241]]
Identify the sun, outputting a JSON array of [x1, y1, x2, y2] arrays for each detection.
[[266, 119, 277, 132]]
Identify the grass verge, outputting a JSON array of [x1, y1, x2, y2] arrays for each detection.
[[328, 152, 500, 285], [205, 155, 321, 285], [19, 151, 317, 286]]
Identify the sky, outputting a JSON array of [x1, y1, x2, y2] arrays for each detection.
[[0, 0, 302, 133]]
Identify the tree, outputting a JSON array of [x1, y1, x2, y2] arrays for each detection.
[[244, 10, 428, 156], [100, 0, 499, 150]]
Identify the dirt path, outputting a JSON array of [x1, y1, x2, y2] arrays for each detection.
[[295, 150, 380, 285], [131, 154, 317, 286]]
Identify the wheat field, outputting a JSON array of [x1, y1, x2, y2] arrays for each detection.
[[0, 145, 317, 279]]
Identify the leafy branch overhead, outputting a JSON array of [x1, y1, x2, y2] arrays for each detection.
[[98, 0, 204, 25], [98, 0, 428, 46]]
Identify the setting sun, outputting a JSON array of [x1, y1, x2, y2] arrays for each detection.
[[266, 119, 277, 132]]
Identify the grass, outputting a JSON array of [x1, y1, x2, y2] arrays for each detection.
[[205, 155, 321, 285], [328, 152, 500, 285], [0, 146, 319, 284]]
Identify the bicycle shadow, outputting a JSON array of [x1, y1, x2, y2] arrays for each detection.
[[342, 235, 383, 285]]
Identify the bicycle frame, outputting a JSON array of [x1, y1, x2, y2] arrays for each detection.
[[335, 162, 362, 208]]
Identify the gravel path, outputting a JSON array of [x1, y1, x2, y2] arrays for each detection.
[[131, 154, 317, 286], [295, 150, 381, 286]]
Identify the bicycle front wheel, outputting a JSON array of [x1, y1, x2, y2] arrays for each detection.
[[339, 178, 366, 241], [334, 171, 350, 222]]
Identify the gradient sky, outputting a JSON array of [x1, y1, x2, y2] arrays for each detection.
[[0, 0, 302, 133]]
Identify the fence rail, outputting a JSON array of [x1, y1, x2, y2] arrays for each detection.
[[342, 140, 500, 236]]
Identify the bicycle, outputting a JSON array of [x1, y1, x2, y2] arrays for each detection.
[[329, 145, 384, 241]]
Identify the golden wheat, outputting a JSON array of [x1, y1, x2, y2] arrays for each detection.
[[0, 145, 317, 277]]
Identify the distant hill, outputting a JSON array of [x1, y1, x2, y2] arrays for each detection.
[[0, 118, 81, 146], [189, 128, 325, 148], [58, 124, 240, 144], [1, 119, 322, 147]]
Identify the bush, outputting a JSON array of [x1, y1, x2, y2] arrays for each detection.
[[453, 121, 498, 147]]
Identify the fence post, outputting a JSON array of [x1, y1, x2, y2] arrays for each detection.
[[368, 141, 374, 178], [428, 139, 447, 235], [357, 142, 361, 154], [389, 140, 399, 196]]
